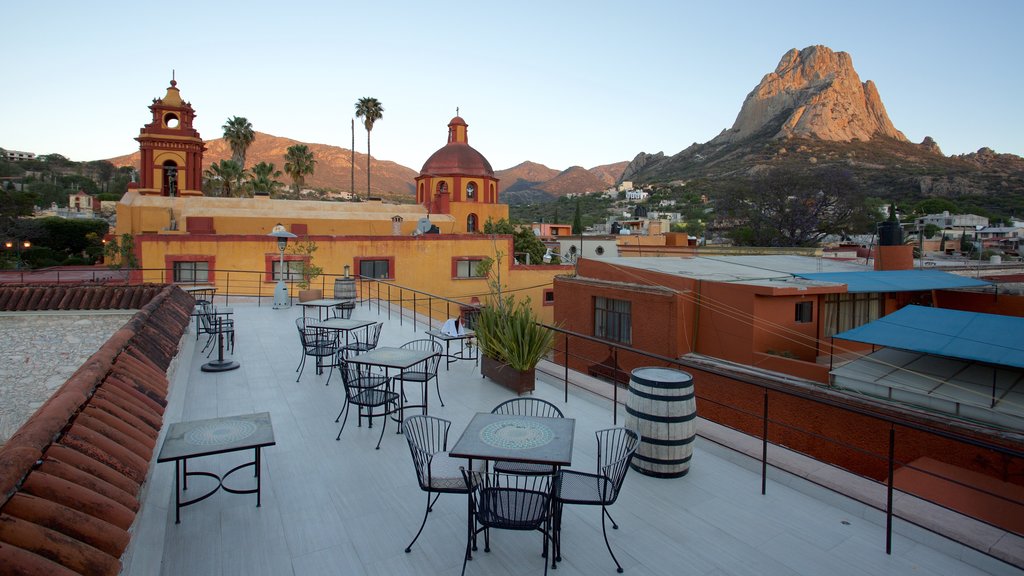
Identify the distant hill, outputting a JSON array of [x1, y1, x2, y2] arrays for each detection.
[[496, 161, 627, 205], [623, 45, 1024, 216], [107, 132, 418, 200]]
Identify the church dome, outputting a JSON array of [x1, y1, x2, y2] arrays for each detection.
[[419, 116, 494, 177]]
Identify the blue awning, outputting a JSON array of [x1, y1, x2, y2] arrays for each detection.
[[833, 305, 1024, 369], [795, 269, 990, 293]]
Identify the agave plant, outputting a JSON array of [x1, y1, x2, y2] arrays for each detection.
[[475, 293, 554, 372]]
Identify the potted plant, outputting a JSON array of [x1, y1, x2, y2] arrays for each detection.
[[289, 238, 324, 301], [474, 254, 554, 394]]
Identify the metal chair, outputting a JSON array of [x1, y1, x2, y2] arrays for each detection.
[[295, 317, 340, 383], [335, 359, 397, 449], [340, 321, 383, 357], [396, 339, 444, 408], [332, 301, 355, 319], [461, 468, 556, 576], [402, 415, 479, 554], [198, 302, 234, 358], [554, 427, 640, 573], [490, 398, 565, 475]]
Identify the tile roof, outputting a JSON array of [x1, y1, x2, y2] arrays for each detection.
[[0, 284, 193, 575]]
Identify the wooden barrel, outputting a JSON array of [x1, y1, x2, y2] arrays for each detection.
[[625, 367, 696, 478], [334, 277, 356, 301]]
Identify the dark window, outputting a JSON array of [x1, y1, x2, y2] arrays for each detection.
[[467, 213, 478, 232], [795, 301, 813, 323], [272, 260, 304, 282], [455, 259, 485, 278], [595, 297, 631, 344], [359, 259, 391, 279], [174, 261, 209, 283], [544, 289, 555, 305], [822, 293, 881, 337]]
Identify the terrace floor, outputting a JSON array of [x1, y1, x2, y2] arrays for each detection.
[[121, 301, 1022, 576]]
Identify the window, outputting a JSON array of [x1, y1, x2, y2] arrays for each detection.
[[272, 260, 304, 282], [467, 213, 478, 232], [822, 293, 881, 337], [795, 301, 813, 323], [466, 182, 476, 199], [543, 289, 555, 306], [359, 259, 391, 279], [594, 297, 631, 344], [174, 261, 209, 283], [454, 258, 485, 279], [595, 246, 605, 255]]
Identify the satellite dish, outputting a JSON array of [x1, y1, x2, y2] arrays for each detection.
[[413, 217, 433, 236]]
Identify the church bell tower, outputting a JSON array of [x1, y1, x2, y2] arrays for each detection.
[[135, 77, 206, 196]]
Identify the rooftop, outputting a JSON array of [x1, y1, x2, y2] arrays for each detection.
[[113, 300, 1020, 576]]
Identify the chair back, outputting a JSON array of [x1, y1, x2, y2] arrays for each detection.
[[595, 427, 640, 503], [461, 469, 554, 531], [400, 339, 443, 375], [366, 322, 383, 348], [491, 398, 564, 419], [403, 415, 450, 490]]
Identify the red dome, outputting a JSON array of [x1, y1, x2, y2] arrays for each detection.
[[420, 143, 494, 177]]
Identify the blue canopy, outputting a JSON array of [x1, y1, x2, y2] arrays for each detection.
[[796, 269, 990, 293], [834, 305, 1024, 369]]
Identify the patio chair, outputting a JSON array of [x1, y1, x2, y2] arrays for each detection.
[[331, 301, 355, 319], [335, 359, 397, 449], [460, 468, 556, 576], [198, 302, 234, 358], [554, 427, 640, 573], [402, 415, 480, 554], [295, 317, 340, 383], [490, 398, 565, 475], [340, 321, 383, 357], [396, 339, 445, 407]]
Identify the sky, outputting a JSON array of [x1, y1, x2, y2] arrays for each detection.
[[2, 0, 1022, 173]]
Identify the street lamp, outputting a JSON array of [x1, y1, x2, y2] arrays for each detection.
[[4, 240, 31, 269], [267, 223, 296, 309]]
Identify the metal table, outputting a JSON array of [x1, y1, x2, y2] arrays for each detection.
[[425, 329, 477, 370], [345, 346, 439, 430], [157, 412, 275, 524], [300, 298, 350, 321], [309, 317, 374, 349]]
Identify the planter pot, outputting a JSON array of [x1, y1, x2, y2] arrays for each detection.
[[298, 288, 323, 302], [481, 355, 535, 395]]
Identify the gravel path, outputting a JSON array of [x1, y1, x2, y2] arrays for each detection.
[[0, 312, 134, 446]]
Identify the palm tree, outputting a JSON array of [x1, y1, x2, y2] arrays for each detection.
[[202, 159, 247, 197], [284, 145, 316, 195], [247, 161, 284, 197], [222, 116, 255, 169], [354, 97, 384, 199]]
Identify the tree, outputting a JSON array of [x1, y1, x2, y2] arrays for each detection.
[[354, 97, 384, 199], [483, 218, 547, 265], [247, 162, 284, 197], [283, 145, 316, 195], [222, 116, 255, 169], [203, 160, 247, 197], [914, 198, 958, 216], [572, 200, 583, 235], [719, 167, 873, 247]]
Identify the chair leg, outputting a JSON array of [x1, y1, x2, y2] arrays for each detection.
[[374, 406, 388, 450], [335, 401, 350, 441], [601, 505, 624, 573], [603, 507, 619, 530], [335, 398, 348, 423], [434, 377, 445, 407], [296, 354, 306, 382], [405, 491, 439, 553]]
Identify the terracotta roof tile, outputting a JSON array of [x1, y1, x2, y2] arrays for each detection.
[[60, 424, 149, 485], [2, 493, 130, 557], [36, 460, 139, 513], [0, 542, 81, 576], [20, 472, 135, 530], [0, 513, 120, 576], [42, 446, 140, 497]]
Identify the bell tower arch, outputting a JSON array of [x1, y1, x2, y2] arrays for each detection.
[[136, 77, 206, 196]]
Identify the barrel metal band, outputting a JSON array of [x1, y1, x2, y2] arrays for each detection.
[[633, 452, 692, 466], [630, 374, 693, 389], [627, 385, 695, 402], [641, 435, 695, 447], [625, 405, 697, 424]]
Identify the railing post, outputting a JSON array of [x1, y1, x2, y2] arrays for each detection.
[[564, 333, 570, 403], [257, 274, 262, 306], [761, 390, 769, 495], [224, 272, 230, 305], [612, 347, 619, 425], [886, 426, 895, 555]]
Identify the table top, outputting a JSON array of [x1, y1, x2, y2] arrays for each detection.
[[426, 329, 476, 341], [181, 285, 217, 293], [310, 318, 374, 331], [345, 346, 438, 370], [158, 412, 275, 462], [449, 412, 575, 467], [299, 298, 349, 308]]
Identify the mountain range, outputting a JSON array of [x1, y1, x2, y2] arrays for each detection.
[[108, 45, 1022, 215]]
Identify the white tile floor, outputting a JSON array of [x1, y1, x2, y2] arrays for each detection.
[[122, 302, 1023, 576]]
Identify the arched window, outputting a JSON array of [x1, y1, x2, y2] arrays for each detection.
[[466, 182, 476, 199], [467, 213, 478, 232], [162, 160, 178, 196], [436, 181, 448, 195]]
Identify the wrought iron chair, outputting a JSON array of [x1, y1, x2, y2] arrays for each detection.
[[331, 301, 355, 319], [340, 321, 383, 357], [198, 302, 234, 358], [402, 415, 479, 554], [461, 468, 556, 576], [396, 339, 445, 408], [490, 398, 565, 475], [295, 317, 340, 383], [335, 359, 397, 449], [554, 427, 640, 573]]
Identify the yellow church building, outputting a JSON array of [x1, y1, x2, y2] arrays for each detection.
[[114, 80, 565, 322]]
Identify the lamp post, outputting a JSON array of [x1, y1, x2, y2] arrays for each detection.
[[4, 240, 31, 269], [267, 223, 296, 309]]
